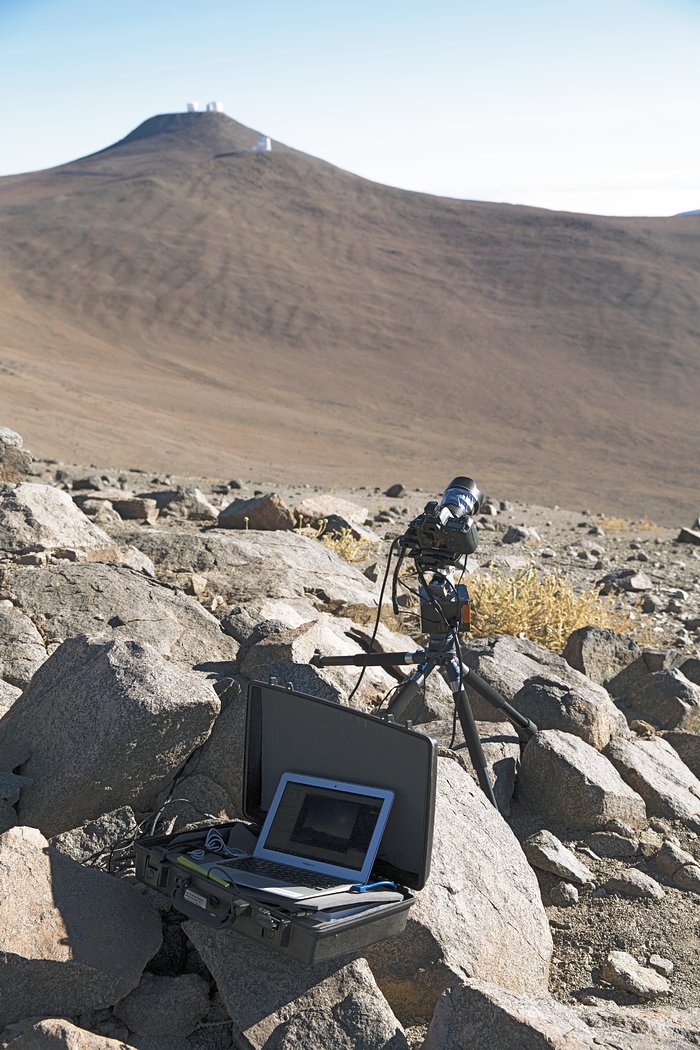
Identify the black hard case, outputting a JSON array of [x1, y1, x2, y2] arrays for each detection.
[[135, 681, 437, 965]]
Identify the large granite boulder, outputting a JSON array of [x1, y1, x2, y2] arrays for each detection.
[[604, 736, 700, 823], [518, 730, 647, 831], [0, 600, 47, 689], [112, 528, 382, 620], [0, 483, 120, 559], [563, 626, 642, 687], [615, 669, 700, 733], [0, 826, 161, 1029], [365, 756, 552, 1022], [460, 635, 627, 749], [423, 980, 594, 1050], [0, 635, 221, 836], [0, 562, 238, 669], [183, 926, 408, 1049], [422, 979, 700, 1050], [1, 1018, 137, 1048]]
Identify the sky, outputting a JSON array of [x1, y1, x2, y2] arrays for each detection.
[[0, 0, 698, 217]]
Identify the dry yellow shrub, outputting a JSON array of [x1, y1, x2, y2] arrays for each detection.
[[320, 527, 379, 563], [467, 566, 637, 651]]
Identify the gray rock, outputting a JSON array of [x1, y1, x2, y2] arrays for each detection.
[[588, 830, 639, 858], [183, 927, 408, 1049], [0, 678, 22, 715], [598, 570, 653, 594], [599, 950, 670, 999], [181, 678, 248, 815], [218, 493, 295, 530], [575, 1002, 700, 1048], [422, 979, 594, 1050], [663, 730, 700, 779], [0, 635, 221, 837], [426, 985, 698, 1047], [550, 881, 579, 906], [365, 757, 552, 1023], [164, 773, 237, 830], [294, 494, 368, 525], [321, 514, 382, 544], [156, 487, 219, 521], [518, 730, 647, 832], [423, 720, 520, 815], [604, 736, 700, 823], [114, 973, 211, 1037], [522, 830, 595, 885], [110, 497, 159, 524], [562, 627, 641, 686], [384, 485, 405, 499], [0, 429, 32, 482], [239, 616, 396, 709], [607, 650, 681, 700], [0, 427, 24, 449], [460, 635, 627, 749], [0, 600, 47, 688], [616, 670, 700, 733], [81, 498, 124, 527], [604, 870, 665, 900], [0, 483, 121, 559], [0, 1017, 138, 1047], [679, 657, 700, 686], [502, 525, 541, 545], [654, 840, 700, 893], [648, 954, 674, 977], [0, 798, 17, 833], [52, 807, 139, 863], [677, 527, 700, 545], [0, 826, 162, 1029], [0, 562, 238, 669], [0, 771, 31, 806], [111, 529, 380, 620]]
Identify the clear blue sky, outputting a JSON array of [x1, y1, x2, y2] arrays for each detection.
[[1, 0, 698, 216]]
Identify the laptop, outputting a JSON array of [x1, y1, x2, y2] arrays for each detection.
[[182, 772, 394, 901]]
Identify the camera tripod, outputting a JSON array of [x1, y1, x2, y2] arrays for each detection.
[[311, 570, 538, 813]]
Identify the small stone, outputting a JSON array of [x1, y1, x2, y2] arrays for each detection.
[[600, 950, 670, 998], [588, 831, 639, 858], [522, 830, 595, 885], [549, 881, 579, 907], [677, 528, 700, 545], [604, 869, 665, 900], [385, 483, 405, 498], [654, 840, 700, 893], [630, 719, 656, 738], [502, 525, 541, 545], [648, 954, 674, 977]]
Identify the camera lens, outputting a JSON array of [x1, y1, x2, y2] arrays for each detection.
[[440, 477, 482, 519]]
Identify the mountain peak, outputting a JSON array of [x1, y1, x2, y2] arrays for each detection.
[[104, 111, 271, 159]]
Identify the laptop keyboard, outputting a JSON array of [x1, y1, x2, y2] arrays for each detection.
[[231, 857, 343, 889]]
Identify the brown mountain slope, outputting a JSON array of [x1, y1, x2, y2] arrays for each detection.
[[0, 112, 698, 520]]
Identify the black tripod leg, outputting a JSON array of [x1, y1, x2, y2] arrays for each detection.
[[453, 687, 499, 810]]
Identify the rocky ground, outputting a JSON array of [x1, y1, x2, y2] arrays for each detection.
[[1, 428, 700, 1049]]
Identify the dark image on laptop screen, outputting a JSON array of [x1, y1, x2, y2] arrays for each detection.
[[265, 782, 384, 868]]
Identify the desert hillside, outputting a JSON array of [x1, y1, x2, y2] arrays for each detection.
[[0, 112, 698, 521]]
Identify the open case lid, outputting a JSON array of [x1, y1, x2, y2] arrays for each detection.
[[244, 682, 437, 890]]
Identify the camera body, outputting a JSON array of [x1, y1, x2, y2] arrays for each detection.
[[396, 477, 482, 632], [397, 476, 482, 570]]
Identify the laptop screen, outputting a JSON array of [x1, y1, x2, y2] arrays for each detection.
[[256, 773, 394, 881]]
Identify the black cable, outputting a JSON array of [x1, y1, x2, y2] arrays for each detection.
[[346, 536, 401, 706]]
